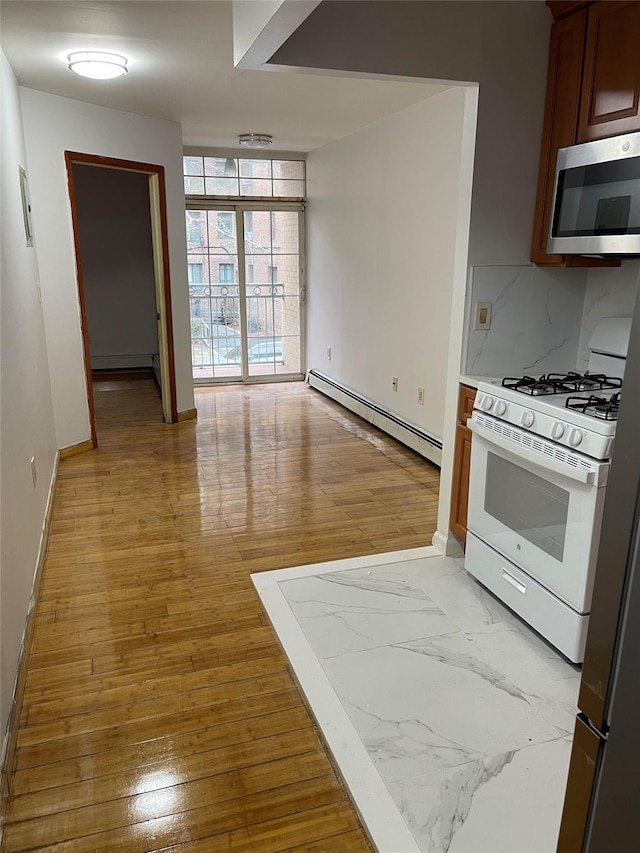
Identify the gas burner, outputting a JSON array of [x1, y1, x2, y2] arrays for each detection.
[[502, 374, 575, 395], [502, 371, 623, 396], [566, 393, 621, 421], [571, 372, 622, 392]]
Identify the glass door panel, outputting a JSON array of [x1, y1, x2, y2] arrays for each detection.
[[243, 210, 301, 377], [186, 209, 242, 381]]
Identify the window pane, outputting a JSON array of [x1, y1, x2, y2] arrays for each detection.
[[205, 176, 239, 195], [188, 262, 204, 283], [184, 156, 204, 176], [273, 160, 304, 180], [240, 159, 272, 179], [212, 211, 235, 241], [240, 178, 272, 197], [270, 211, 298, 254], [273, 179, 304, 197], [185, 211, 206, 246], [244, 210, 271, 253], [184, 157, 305, 198], [184, 176, 204, 194], [204, 157, 234, 177]]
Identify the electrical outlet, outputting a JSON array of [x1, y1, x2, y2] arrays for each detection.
[[392, 376, 398, 392], [418, 386, 425, 405], [30, 457, 37, 488], [326, 346, 332, 360], [474, 301, 492, 331]]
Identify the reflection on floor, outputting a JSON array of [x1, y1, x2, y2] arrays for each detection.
[[253, 548, 580, 853]]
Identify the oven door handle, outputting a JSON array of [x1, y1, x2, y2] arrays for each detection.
[[468, 419, 596, 485]]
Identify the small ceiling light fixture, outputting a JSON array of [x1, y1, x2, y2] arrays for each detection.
[[238, 133, 273, 149], [67, 51, 128, 80]]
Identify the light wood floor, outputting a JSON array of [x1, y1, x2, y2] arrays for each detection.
[[3, 379, 440, 852]]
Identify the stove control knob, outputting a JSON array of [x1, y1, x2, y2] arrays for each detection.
[[521, 410, 535, 428], [480, 394, 494, 412], [551, 422, 565, 439], [569, 428, 583, 447], [494, 400, 507, 417]]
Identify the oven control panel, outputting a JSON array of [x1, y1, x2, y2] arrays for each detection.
[[474, 388, 615, 461]]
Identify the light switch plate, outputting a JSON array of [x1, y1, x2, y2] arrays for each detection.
[[474, 301, 492, 331]]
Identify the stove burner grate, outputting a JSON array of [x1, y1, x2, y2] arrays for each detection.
[[565, 393, 621, 420], [502, 371, 622, 396]]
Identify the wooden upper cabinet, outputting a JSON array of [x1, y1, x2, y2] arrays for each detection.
[[531, 1, 627, 267], [578, 1, 640, 141], [531, 10, 587, 266]]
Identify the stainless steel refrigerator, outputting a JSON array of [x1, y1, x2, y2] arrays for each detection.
[[557, 293, 640, 852]]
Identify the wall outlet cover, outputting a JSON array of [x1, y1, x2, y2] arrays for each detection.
[[474, 301, 492, 331]]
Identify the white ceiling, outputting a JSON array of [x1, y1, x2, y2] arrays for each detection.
[[1, 0, 449, 152]]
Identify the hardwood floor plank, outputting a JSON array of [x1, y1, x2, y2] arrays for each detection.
[[3, 380, 438, 852]]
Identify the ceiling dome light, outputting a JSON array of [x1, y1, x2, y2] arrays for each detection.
[[67, 51, 128, 80], [238, 133, 273, 149]]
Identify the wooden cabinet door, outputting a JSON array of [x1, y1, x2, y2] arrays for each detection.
[[531, 11, 588, 265], [450, 424, 473, 543], [457, 385, 477, 425], [578, 1, 640, 141]]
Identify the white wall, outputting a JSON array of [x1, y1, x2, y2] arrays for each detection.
[[307, 88, 472, 441], [72, 165, 159, 370], [0, 54, 57, 738], [270, 0, 552, 267], [20, 89, 193, 449], [265, 0, 559, 551]]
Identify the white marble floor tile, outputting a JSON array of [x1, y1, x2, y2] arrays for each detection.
[[389, 737, 572, 853], [321, 639, 560, 784], [279, 564, 458, 658], [458, 621, 580, 736], [254, 549, 576, 853], [402, 556, 521, 633]]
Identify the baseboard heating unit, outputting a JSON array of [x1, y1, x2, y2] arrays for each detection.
[[307, 370, 442, 466]]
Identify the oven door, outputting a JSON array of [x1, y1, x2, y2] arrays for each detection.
[[467, 416, 608, 613]]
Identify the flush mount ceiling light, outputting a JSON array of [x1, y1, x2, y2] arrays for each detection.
[[238, 133, 273, 149], [67, 51, 128, 80]]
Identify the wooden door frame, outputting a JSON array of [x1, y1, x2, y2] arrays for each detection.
[[65, 151, 179, 446]]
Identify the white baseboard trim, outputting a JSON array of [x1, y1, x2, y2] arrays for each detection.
[[432, 528, 464, 557], [91, 354, 155, 370], [307, 370, 442, 466], [1, 450, 59, 792]]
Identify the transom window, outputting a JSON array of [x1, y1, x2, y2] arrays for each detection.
[[183, 156, 305, 198]]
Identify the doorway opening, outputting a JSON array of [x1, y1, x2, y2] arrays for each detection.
[[65, 152, 178, 446]]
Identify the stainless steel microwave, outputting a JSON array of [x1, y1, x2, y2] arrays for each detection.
[[547, 132, 640, 257]]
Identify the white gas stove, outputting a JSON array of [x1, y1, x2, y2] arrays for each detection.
[[475, 374, 620, 461], [464, 318, 631, 663]]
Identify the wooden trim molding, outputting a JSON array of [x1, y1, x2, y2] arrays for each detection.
[[64, 151, 180, 446], [546, 0, 595, 21], [59, 439, 94, 460], [64, 153, 98, 449], [177, 408, 198, 422]]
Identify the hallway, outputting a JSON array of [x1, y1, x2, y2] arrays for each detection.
[[3, 379, 440, 851]]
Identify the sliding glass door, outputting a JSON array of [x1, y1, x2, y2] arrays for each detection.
[[186, 204, 304, 383]]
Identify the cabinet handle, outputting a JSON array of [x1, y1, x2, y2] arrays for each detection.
[[502, 568, 527, 595]]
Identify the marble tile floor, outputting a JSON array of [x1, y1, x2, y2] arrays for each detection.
[[252, 546, 580, 853]]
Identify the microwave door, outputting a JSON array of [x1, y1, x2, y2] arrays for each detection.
[[547, 132, 640, 256]]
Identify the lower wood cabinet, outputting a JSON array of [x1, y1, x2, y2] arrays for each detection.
[[450, 385, 477, 543]]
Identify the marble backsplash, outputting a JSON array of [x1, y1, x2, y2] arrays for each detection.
[[464, 262, 640, 377], [576, 261, 640, 371]]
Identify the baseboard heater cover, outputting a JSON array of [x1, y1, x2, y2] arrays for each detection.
[[91, 354, 155, 370], [307, 370, 442, 466]]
